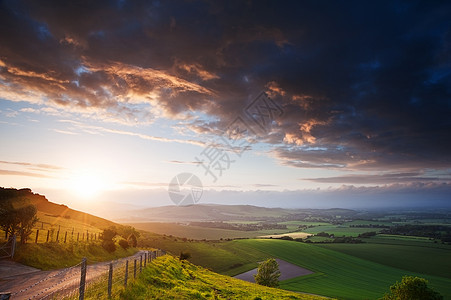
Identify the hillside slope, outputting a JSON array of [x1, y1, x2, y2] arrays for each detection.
[[0, 187, 117, 229], [118, 255, 330, 300]]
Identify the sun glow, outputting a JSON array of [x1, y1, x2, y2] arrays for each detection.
[[67, 169, 110, 199]]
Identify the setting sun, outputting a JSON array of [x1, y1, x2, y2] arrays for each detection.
[[67, 170, 109, 199]]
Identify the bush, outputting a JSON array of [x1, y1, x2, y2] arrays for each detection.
[[119, 239, 129, 249], [128, 233, 138, 247], [381, 276, 443, 300], [254, 258, 280, 288], [179, 251, 191, 260], [316, 232, 331, 237], [102, 240, 116, 253]]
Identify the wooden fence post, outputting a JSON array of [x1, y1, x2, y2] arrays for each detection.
[[56, 230, 59, 242], [140, 255, 142, 273], [79, 258, 87, 300], [124, 260, 128, 288], [77, 232, 80, 242], [134, 259, 137, 278], [10, 235, 16, 258], [35, 229, 39, 243], [108, 262, 113, 297], [64, 232, 68, 243], [144, 252, 147, 267], [86, 230, 88, 241]]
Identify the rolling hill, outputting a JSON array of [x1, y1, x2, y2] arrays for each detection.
[[115, 203, 357, 222]]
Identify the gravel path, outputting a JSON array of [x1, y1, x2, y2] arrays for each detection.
[[234, 258, 313, 282]]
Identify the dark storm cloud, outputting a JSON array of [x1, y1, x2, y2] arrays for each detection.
[[0, 0, 450, 175], [303, 172, 449, 184]]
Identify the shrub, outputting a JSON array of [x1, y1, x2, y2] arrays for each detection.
[[254, 258, 280, 288], [119, 239, 129, 249], [381, 276, 443, 300], [179, 251, 191, 260], [128, 233, 138, 247], [102, 240, 116, 253]]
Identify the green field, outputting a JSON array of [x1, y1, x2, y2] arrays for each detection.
[[128, 222, 293, 240], [229, 239, 451, 300], [303, 224, 384, 237], [317, 241, 451, 278]]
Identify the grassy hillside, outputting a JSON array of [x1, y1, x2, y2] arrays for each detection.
[[117, 255, 330, 300], [0, 188, 139, 269], [14, 243, 138, 270], [1, 187, 117, 231]]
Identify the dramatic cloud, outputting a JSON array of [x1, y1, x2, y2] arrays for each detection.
[[304, 172, 450, 185], [1, 0, 450, 182]]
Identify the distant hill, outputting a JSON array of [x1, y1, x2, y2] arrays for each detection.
[[0, 187, 117, 230], [115, 203, 356, 222]]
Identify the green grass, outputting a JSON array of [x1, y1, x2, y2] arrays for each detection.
[[227, 239, 451, 300], [366, 234, 450, 249], [13, 242, 138, 270], [117, 255, 330, 300], [317, 242, 451, 278]]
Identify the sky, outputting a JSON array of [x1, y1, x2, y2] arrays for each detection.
[[0, 0, 450, 214]]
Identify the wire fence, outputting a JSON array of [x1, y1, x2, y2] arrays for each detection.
[[5, 250, 164, 300], [0, 228, 102, 245]]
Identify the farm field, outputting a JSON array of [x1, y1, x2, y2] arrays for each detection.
[[128, 222, 293, 240], [302, 224, 385, 237], [259, 232, 312, 239], [317, 241, 451, 278], [223, 239, 451, 300]]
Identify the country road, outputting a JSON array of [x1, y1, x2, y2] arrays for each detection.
[[0, 250, 146, 299]]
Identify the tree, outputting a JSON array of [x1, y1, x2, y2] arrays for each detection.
[[254, 258, 281, 288], [118, 239, 129, 249], [0, 198, 38, 243], [101, 228, 117, 253], [17, 205, 38, 244], [102, 228, 117, 241], [117, 225, 140, 240], [0, 201, 19, 239], [128, 233, 138, 247], [381, 276, 443, 300]]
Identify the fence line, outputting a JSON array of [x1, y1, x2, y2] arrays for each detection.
[[0, 229, 102, 245], [4, 250, 165, 300]]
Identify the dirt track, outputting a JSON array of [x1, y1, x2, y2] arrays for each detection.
[[0, 251, 145, 299]]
